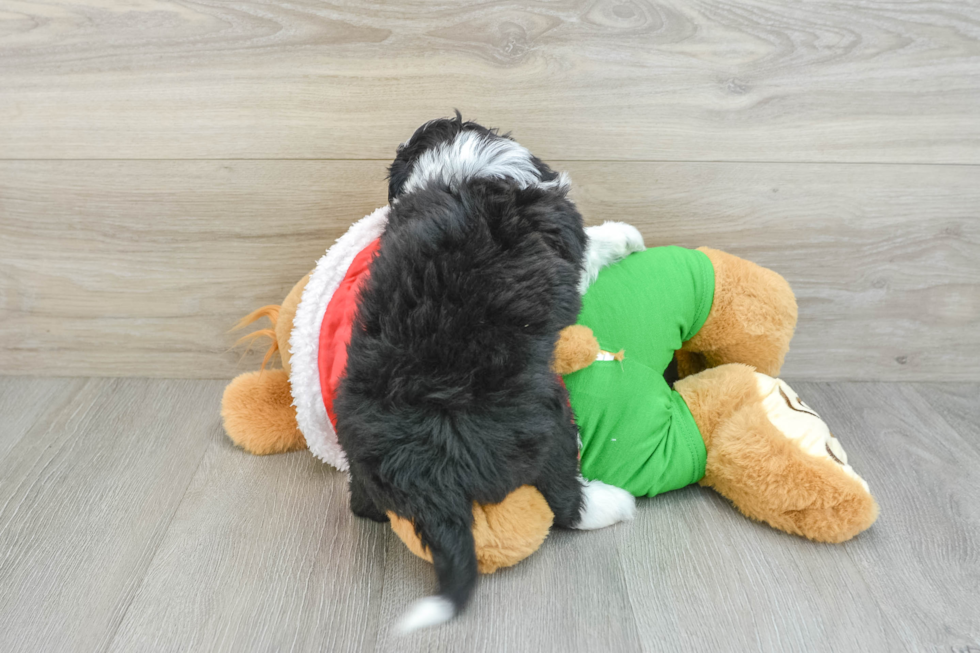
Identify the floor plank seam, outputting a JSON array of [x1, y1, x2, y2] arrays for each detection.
[[369, 530, 390, 653], [285, 496, 342, 653], [908, 384, 980, 459], [902, 385, 980, 464], [613, 535, 646, 653], [0, 378, 87, 480], [97, 426, 215, 653], [839, 544, 907, 652], [0, 379, 97, 534]]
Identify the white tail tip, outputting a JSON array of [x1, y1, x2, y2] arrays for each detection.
[[395, 596, 456, 635]]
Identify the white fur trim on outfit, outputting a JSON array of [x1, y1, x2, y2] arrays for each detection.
[[288, 206, 389, 470]]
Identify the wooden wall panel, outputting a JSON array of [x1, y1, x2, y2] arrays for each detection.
[[1, 0, 979, 162], [1, 160, 976, 380], [563, 161, 980, 381]]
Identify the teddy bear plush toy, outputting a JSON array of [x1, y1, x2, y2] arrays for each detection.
[[223, 210, 878, 575]]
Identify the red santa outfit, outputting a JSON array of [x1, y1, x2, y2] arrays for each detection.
[[288, 207, 388, 470]]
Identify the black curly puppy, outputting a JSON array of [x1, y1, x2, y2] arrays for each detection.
[[334, 114, 635, 632]]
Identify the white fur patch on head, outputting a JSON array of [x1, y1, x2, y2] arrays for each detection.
[[579, 221, 646, 293], [573, 477, 636, 530], [400, 130, 569, 196], [395, 596, 456, 635]]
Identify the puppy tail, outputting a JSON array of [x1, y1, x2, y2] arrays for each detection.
[[395, 513, 477, 635]]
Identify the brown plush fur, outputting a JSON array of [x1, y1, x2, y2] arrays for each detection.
[[222, 273, 311, 456], [222, 369, 307, 455], [389, 485, 554, 574], [551, 325, 600, 375], [678, 247, 797, 378], [276, 274, 309, 376], [233, 305, 281, 371], [677, 364, 879, 543], [674, 363, 762, 451]]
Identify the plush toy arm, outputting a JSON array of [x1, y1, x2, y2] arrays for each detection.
[[552, 325, 600, 375]]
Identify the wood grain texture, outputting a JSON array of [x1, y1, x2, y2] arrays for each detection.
[[618, 485, 900, 653], [1, 0, 979, 162], [0, 376, 85, 459], [1, 378, 979, 651], [0, 160, 388, 379], [374, 523, 643, 653], [911, 382, 980, 455], [0, 378, 222, 653], [796, 381, 980, 652], [1, 160, 977, 380], [565, 160, 980, 382], [108, 437, 387, 653]]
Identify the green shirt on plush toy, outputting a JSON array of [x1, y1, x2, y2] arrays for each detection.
[[564, 246, 713, 497]]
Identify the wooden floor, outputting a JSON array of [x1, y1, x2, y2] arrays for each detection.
[[0, 375, 977, 653]]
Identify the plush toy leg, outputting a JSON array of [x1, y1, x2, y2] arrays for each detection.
[[677, 248, 797, 379], [676, 364, 878, 543], [389, 486, 554, 574], [222, 370, 307, 455], [222, 272, 311, 455]]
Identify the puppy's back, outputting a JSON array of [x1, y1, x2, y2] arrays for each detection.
[[345, 178, 583, 417], [335, 173, 585, 630]]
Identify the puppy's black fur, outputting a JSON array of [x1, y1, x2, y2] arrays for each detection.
[[334, 115, 587, 620]]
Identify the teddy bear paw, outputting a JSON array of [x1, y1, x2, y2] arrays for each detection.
[[755, 373, 870, 492], [573, 478, 637, 530]]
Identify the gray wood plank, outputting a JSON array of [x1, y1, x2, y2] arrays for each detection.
[[567, 161, 980, 383], [0, 376, 86, 459], [2, 377, 978, 651], [618, 484, 898, 653], [374, 521, 643, 653], [0, 159, 388, 380], [795, 382, 980, 651], [0, 378, 221, 653], [107, 432, 387, 653], [2, 1, 980, 162], [911, 383, 980, 455], [2, 160, 976, 381]]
